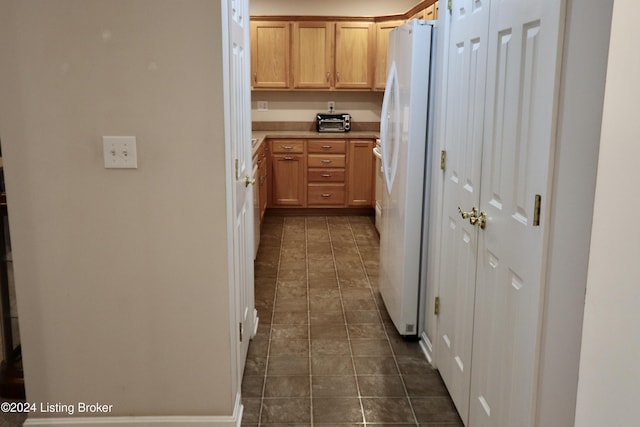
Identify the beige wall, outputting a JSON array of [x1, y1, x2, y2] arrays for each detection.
[[252, 91, 383, 124], [250, 0, 420, 17], [0, 0, 235, 420], [575, 1, 640, 425]]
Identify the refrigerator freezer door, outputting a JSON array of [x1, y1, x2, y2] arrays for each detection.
[[379, 21, 433, 337]]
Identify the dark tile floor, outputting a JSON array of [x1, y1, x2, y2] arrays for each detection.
[[242, 215, 463, 426]]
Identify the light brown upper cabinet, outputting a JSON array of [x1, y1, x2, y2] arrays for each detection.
[[250, 21, 290, 89], [292, 22, 334, 89], [334, 23, 375, 89], [425, 4, 436, 20], [408, 1, 438, 22], [374, 20, 404, 90]]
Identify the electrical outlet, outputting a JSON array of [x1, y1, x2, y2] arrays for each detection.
[[103, 136, 138, 169], [257, 101, 268, 111], [328, 101, 335, 112]]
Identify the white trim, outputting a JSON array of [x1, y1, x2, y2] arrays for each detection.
[[25, 395, 243, 427], [219, 0, 241, 402]]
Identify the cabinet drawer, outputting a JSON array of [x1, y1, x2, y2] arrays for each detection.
[[308, 140, 346, 154], [308, 184, 346, 206], [308, 154, 346, 168], [271, 140, 305, 154], [308, 168, 345, 182]]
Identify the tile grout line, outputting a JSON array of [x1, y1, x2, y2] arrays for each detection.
[[257, 217, 286, 427], [305, 216, 314, 427], [330, 216, 367, 425], [348, 216, 421, 427]]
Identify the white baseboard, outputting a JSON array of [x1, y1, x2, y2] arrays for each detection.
[[251, 308, 259, 338], [25, 393, 243, 427], [420, 331, 434, 366]]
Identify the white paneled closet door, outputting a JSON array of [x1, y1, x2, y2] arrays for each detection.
[[469, 0, 565, 425], [226, 0, 255, 386], [436, 0, 565, 425], [436, 0, 491, 422]]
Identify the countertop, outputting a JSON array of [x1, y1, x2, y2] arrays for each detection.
[[251, 130, 380, 157]]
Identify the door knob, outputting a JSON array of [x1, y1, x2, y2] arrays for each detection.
[[458, 206, 478, 219], [458, 206, 487, 229], [470, 211, 487, 229], [244, 176, 256, 187]]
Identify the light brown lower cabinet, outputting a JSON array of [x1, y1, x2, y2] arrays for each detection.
[[268, 138, 375, 209], [271, 153, 306, 206], [347, 140, 375, 207]]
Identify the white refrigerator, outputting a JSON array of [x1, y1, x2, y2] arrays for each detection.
[[379, 20, 437, 337]]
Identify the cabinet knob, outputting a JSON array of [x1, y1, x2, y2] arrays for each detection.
[[326, 72, 330, 82]]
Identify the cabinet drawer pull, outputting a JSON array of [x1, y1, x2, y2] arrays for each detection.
[[326, 72, 330, 82], [321, 145, 332, 149], [321, 193, 332, 198], [282, 145, 293, 150], [321, 174, 332, 177], [321, 159, 332, 163], [253, 72, 257, 83], [284, 156, 294, 160]]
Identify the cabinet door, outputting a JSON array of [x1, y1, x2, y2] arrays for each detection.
[[335, 22, 375, 89], [425, 4, 436, 20], [347, 140, 375, 207], [374, 20, 404, 90], [292, 22, 334, 89], [250, 21, 290, 89], [271, 154, 306, 206], [409, 8, 426, 20]]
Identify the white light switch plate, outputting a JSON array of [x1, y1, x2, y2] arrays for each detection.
[[103, 136, 138, 169]]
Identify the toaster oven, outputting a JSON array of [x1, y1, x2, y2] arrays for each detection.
[[316, 113, 351, 133]]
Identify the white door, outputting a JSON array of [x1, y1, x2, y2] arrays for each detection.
[[469, 0, 564, 425], [436, 0, 491, 421], [436, 0, 564, 425], [227, 0, 255, 384]]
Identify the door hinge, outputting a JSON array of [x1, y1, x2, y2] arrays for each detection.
[[533, 194, 542, 227], [440, 150, 446, 171], [448, 0, 452, 13], [234, 159, 239, 180], [434, 296, 440, 316], [239, 322, 243, 342]]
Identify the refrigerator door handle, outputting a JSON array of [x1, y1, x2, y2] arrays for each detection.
[[380, 62, 400, 194]]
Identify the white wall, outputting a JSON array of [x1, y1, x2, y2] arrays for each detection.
[[0, 0, 235, 421], [250, 0, 420, 17], [574, 1, 640, 425]]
